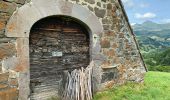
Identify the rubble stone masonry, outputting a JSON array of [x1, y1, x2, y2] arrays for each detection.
[[0, 0, 146, 100]]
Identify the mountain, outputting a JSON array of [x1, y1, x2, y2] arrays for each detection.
[[133, 21, 170, 70], [133, 21, 170, 31], [133, 21, 170, 52]]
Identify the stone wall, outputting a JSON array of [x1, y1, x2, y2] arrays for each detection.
[[0, 0, 146, 100], [0, 1, 28, 99], [62, 0, 146, 87]]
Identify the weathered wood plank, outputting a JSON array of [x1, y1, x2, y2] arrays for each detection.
[[29, 17, 90, 99]]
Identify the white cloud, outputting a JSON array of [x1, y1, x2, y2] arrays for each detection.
[[122, 0, 134, 8], [135, 12, 156, 19], [139, 3, 149, 8], [122, 0, 149, 9], [161, 19, 170, 23], [130, 23, 136, 26]]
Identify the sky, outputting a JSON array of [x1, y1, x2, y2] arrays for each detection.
[[122, 0, 170, 24]]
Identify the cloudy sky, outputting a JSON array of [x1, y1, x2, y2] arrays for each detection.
[[122, 0, 170, 24]]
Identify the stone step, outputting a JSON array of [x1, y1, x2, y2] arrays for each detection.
[[30, 79, 62, 100], [32, 82, 61, 93], [30, 90, 58, 100]]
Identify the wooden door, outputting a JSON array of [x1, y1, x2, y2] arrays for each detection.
[[29, 17, 90, 99]]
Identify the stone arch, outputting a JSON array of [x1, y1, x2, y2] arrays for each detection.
[[5, 0, 103, 99], [6, 0, 103, 37]]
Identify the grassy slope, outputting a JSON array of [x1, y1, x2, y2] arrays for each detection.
[[93, 71, 170, 100]]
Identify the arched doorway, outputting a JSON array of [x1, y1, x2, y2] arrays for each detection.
[[29, 16, 90, 99], [6, 1, 103, 99]]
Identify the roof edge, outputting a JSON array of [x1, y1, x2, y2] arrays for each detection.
[[118, 0, 148, 71]]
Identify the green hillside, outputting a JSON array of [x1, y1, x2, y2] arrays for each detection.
[[133, 21, 170, 72], [134, 27, 170, 52]]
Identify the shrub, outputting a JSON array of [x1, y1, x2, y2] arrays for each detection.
[[147, 66, 170, 72]]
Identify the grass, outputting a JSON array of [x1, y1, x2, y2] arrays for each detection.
[[93, 71, 170, 100]]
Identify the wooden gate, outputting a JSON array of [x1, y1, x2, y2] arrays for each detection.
[[29, 16, 90, 100]]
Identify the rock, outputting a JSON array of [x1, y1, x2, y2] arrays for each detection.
[[101, 38, 110, 48], [119, 32, 124, 38], [2, 57, 19, 71], [107, 49, 116, 57], [103, 25, 110, 30], [102, 18, 111, 24], [0, 13, 10, 21], [105, 31, 116, 37], [103, 4, 106, 8], [9, 78, 18, 87], [0, 43, 16, 59], [0, 38, 12, 43], [0, 64, 2, 72], [0, 88, 18, 100], [94, 7, 106, 18], [84, 0, 95, 4], [97, 2, 101, 7], [71, 0, 79, 2], [88, 5, 93, 11], [101, 70, 119, 83], [101, 0, 106, 2], [0, 1, 17, 14], [0, 72, 9, 83], [0, 20, 6, 30], [107, 3, 112, 9], [0, 83, 8, 89], [4, 0, 25, 4], [0, 30, 5, 37], [112, 5, 117, 12]]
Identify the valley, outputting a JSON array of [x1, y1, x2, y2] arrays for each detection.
[[133, 21, 170, 72]]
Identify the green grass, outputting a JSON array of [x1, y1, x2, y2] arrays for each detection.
[[93, 71, 170, 100]]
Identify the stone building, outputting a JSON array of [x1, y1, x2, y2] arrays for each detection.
[[0, 0, 147, 100]]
